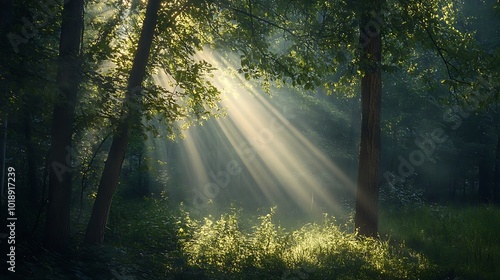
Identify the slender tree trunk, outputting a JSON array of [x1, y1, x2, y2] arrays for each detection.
[[494, 136, 500, 202], [354, 1, 383, 238], [0, 117, 7, 213], [0, 0, 13, 31], [44, 0, 84, 252], [24, 113, 39, 206], [84, 0, 161, 245], [0, 0, 13, 224]]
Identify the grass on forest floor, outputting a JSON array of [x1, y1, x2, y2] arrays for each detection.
[[177, 206, 438, 280], [10, 198, 500, 280], [379, 204, 500, 280]]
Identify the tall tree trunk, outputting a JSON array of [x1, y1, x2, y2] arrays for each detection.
[[0, 117, 7, 217], [0, 0, 13, 225], [24, 112, 39, 206], [354, 1, 383, 238], [44, 0, 84, 252], [0, 0, 13, 31], [84, 0, 161, 245], [494, 136, 500, 202]]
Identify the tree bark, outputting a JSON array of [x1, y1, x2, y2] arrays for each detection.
[[44, 0, 83, 252], [494, 136, 500, 202], [354, 1, 383, 238], [84, 0, 161, 245], [0, 117, 7, 217], [0, 0, 13, 217], [24, 113, 39, 206], [0, 0, 13, 31]]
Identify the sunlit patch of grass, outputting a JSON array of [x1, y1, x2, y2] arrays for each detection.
[[179, 207, 438, 280]]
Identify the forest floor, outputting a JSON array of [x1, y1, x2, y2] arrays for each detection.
[[7, 198, 500, 280]]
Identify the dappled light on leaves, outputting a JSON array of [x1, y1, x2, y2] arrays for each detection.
[[179, 207, 436, 279]]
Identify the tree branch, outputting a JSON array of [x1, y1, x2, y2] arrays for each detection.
[[424, 26, 471, 87]]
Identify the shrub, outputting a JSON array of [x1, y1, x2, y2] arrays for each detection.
[[179, 207, 437, 280]]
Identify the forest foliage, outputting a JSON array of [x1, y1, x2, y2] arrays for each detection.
[[0, 0, 499, 279]]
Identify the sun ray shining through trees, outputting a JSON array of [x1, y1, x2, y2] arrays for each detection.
[[150, 50, 358, 219]]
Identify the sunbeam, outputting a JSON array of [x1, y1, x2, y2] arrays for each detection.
[[147, 48, 357, 219]]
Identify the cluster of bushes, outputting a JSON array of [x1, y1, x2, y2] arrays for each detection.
[[178, 207, 438, 280]]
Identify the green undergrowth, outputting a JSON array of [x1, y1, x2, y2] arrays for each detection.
[[379, 204, 500, 280], [11, 198, 500, 280], [12, 196, 181, 280], [177, 206, 439, 280]]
